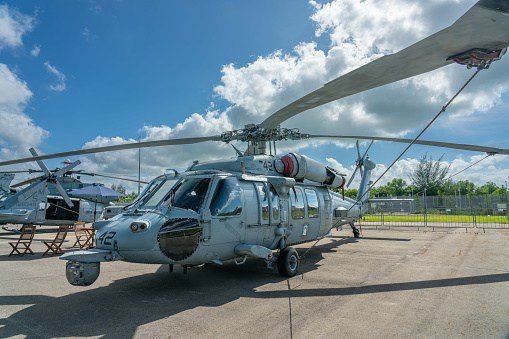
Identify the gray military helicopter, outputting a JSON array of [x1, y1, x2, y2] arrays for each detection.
[[0, 149, 84, 226], [0, 0, 508, 285], [0, 150, 143, 227]]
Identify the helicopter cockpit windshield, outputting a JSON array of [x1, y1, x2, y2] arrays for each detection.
[[160, 178, 211, 212], [124, 178, 166, 210], [139, 178, 179, 209]]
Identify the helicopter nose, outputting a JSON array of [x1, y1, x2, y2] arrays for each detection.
[[158, 218, 202, 261]]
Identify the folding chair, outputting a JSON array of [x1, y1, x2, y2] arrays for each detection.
[[8, 225, 36, 257], [42, 225, 69, 257], [72, 222, 88, 248]]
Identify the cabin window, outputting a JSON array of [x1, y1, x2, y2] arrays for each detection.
[[290, 187, 305, 219], [210, 177, 243, 217], [268, 184, 280, 221], [255, 182, 269, 221], [305, 189, 319, 218], [162, 178, 210, 212]]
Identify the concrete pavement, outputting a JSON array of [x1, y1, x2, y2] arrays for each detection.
[[1, 225, 508, 338]]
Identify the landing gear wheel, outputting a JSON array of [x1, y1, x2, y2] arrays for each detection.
[[277, 247, 299, 277], [353, 228, 360, 238], [349, 222, 360, 238]]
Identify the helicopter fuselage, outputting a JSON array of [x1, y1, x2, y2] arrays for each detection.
[[62, 154, 373, 285]]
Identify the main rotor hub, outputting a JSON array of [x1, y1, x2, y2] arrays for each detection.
[[219, 124, 309, 144]]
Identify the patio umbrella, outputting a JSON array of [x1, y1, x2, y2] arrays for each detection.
[[68, 183, 126, 221]]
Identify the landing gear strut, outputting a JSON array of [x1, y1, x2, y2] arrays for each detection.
[[350, 222, 360, 238]]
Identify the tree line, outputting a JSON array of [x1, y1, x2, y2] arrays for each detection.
[[345, 153, 508, 199], [110, 183, 139, 202]]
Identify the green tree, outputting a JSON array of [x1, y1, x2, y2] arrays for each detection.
[[408, 153, 450, 195], [385, 178, 408, 197], [116, 184, 127, 195], [476, 182, 499, 195], [344, 189, 358, 199]]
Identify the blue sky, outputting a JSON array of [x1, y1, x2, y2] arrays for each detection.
[[1, 0, 508, 192]]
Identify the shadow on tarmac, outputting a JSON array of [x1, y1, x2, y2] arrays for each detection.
[[0, 237, 356, 338], [4, 235, 505, 338]]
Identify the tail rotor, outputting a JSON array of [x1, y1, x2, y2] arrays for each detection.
[[347, 140, 374, 188]]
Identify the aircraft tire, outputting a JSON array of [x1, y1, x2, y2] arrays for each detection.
[[277, 247, 299, 277]]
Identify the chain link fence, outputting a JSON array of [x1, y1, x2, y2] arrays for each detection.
[[359, 194, 509, 232]]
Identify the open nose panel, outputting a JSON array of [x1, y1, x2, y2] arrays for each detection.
[[158, 218, 202, 261]]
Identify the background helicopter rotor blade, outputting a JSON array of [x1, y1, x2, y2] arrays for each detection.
[[259, 2, 509, 130], [307, 135, 509, 155], [29, 147, 51, 176], [10, 176, 43, 188], [0, 136, 221, 167], [53, 180, 74, 208], [78, 172, 150, 184], [0, 170, 33, 174]]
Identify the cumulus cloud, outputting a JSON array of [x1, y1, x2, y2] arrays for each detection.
[[78, 110, 234, 178], [0, 4, 35, 51], [44, 61, 66, 91], [327, 153, 509, 189], [0, 63, 49, 162], [76, 0, 508, 187]]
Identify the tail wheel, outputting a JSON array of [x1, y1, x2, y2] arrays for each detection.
[[277, 247, 299, 277]]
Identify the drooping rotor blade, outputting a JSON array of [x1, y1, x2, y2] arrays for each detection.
[[0, 136, 221, 167], [259, 1, 509, 130], [308, 135, 509, 155], [11, 176, 43, 188]]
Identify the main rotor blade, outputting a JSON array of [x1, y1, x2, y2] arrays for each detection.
[[53, 160, 81, 178], [0, 136, 221, 167], [308, 135, 509, 155], [259, 2, 509, 130]]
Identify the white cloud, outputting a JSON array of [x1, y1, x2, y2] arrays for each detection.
[[78, 110, 234, 177], [327, 153, 509, 189], [0, 63, 49, 162], [0, 4, 35, 51], [76, 0, 508, 186], [30, 44, 40, 57], [210, 0, 509, 141], [44, 61, 66, 91]]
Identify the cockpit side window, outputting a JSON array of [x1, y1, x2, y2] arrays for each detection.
[[255, 182, 269, 221], [166, 178, 211, 213], [209, 177, 243, 217], [305, 188, 319, 218], [268, 184, 280, 222], [290, 186, 305, 219]]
